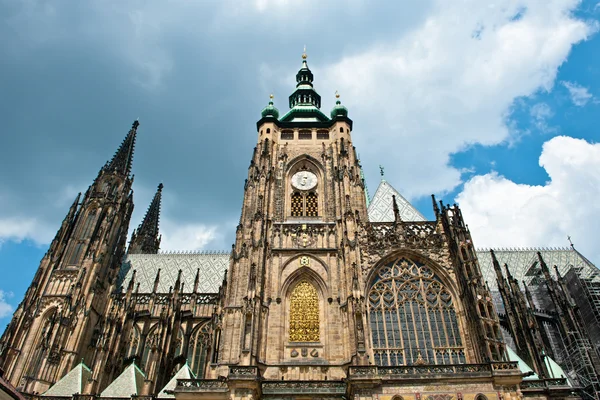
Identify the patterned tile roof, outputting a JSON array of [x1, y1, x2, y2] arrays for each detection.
[[118, 251, 230, 294], [42, 362, 91, 397], [475, 247, 599, 291], [367, 179, 426, 222], [100, 363, 145, 398]]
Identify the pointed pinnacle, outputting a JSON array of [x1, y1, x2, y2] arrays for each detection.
[[104, 120, 138, 176], [129, 183, 163, 254]]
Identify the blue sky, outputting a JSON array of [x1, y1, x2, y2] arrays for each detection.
[[1, 0, 599, 331]]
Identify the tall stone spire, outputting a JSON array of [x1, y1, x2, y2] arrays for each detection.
[[103, 120, 138, 176], [128, 183, 163, 254]]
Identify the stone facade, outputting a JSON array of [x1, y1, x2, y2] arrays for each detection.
[[0, 56, 589, 400]]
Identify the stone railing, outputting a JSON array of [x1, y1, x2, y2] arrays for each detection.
[[262, 381, 346, 395], [520, 378, 569, 390], [349, 363, 492, 379], [490, 361, 519, 371], [176, 379, 228, 392]]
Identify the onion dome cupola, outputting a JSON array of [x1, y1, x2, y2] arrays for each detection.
[[279, 49, 330, 123], [330, 91, 348, 119], [261, 94, 280, 119], [289, 51, 321, 109]]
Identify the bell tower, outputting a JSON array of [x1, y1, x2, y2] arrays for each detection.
[[215, 51, 367, 385], [0, 121, 138, 394]]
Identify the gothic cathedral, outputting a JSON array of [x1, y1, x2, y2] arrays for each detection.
[[0, 54, 585, 400]]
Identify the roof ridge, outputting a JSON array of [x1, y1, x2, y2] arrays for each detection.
[[475, 246, 573, 252]]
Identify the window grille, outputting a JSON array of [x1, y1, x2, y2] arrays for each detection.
[[289, 281, 320, 342]]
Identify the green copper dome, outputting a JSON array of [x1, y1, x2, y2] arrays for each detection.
[[261, 97, 279, 119], [330, 95, 348, 119]]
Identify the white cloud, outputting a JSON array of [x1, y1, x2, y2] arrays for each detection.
[[530, 102, 556, 133], [457, 136, 600, 264], [562, 81, 594, 106], [0, 217, 55, 246], [159, 218, 219, 251], [319, 0, 597, 198], [0, 290, 14, 318]]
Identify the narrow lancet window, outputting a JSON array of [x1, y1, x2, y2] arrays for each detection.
[[305, 192, 318, 216], [291, 192, 303, 217], [187, 323, 211, 378]]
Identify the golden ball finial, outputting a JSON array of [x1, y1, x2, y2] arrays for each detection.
[[270, 93, 274, 99], [302, 45, 307, 60], [335, 90, 340, 99]]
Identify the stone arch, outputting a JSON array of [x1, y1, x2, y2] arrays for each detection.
[[126, 325, 141, 359], [364, 249, 461, 303], [281, 267, 328, 346], [279, 254, 329, 298], [365, 251, 468, 366], [280, 264, 329, 301], [22, 306, 61, 389], [285, 156, 325, 219], [187, 322, 211, 379]]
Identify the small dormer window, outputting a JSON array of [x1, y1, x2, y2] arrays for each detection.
[[340, 127, 344, 132], [266, 128, 271, 134]]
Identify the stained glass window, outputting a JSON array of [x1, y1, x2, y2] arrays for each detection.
[[368, 257, 465, 366], [289, 281, 320, 342], [187, 323, 211, 378]]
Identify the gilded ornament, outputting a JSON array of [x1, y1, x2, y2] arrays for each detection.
[[289, 281, 320, 342]]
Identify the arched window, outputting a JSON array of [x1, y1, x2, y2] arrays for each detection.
[[80, 211, 97, 239], [68, 242, 85, 265], [475, 394, 489, 400], [291, 192, 303, 217], [174, 329, 184, 357], [187, 324, 211, 378], [141, 326, 160, 373], [289, 281, 320, 342], [126, 326, 141, 359], [368, 257, 465, 366]]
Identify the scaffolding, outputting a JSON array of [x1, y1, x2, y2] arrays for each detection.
[[555, 331, 600, 400]]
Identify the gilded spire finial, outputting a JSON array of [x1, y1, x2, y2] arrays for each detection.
[[302, 45, 307, 60], [270, 93, 274, 100], [335, 90, 340, 99]]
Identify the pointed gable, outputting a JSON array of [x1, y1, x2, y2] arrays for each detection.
[[157, 364, 195, 398], [42, 362, 92, 397], [100, 363, 145, 398], [368, 180, 425, 222]]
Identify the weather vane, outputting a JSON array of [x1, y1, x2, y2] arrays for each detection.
[[379, 165, 385, 177]]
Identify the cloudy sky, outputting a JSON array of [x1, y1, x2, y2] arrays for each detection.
[[1, 0, 599, 329]]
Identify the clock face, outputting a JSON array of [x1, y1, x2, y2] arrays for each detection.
[[291, 171, 318, 190]]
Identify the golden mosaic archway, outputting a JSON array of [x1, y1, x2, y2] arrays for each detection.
[[289, 281, 320, 342]]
